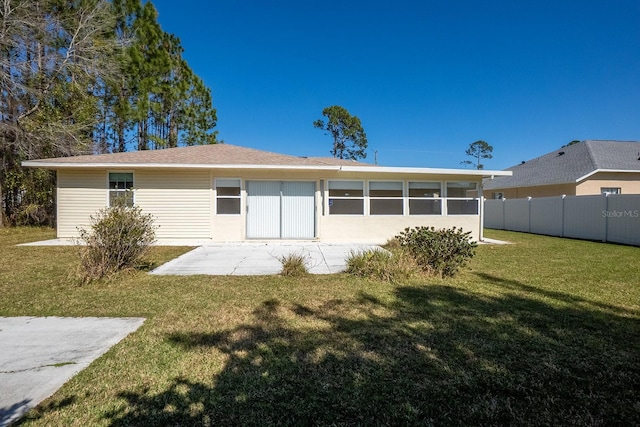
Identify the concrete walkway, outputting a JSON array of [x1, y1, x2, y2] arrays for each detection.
[[0, 317, 145, 427], [151, 242, 382, 275]]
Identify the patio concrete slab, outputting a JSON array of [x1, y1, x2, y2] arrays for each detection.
[[150, 242, 383, 275], [0, 317, 145, 427]]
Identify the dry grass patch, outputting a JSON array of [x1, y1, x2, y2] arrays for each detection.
[[278, 252, 310, 277]]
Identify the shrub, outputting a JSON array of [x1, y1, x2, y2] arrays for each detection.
[[278, 252, 310, 277], [13, 203, 50, 226], [345, 248, 417, 282], [395, 226, 476, 277], [77, 205, 156, 283]]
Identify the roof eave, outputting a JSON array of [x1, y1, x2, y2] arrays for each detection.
[[339, 165, 512, 177], [22, 161, 513, 177], [575, 169, 640, 183], [21, 162, 343, 171]]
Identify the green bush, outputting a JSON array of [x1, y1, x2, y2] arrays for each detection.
[[278, 252, 310, 277], [77, 205, 156, 283], [345, 248, 417, 282], [395, 226, 476, 277]]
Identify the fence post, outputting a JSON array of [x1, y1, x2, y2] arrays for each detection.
[[603, 193, 609, 243], [527, 197, 532, 233], [502, 198, 506, 230], [561, 195, 565, 237], [479, 196, 485, 241]]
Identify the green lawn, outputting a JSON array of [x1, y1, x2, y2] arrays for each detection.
[[1, 227, 639, 426]]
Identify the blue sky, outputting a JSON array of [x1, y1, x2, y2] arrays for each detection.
[[150, 0, 640, 170]]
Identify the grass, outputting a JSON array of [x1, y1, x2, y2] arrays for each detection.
[[1, 227, 639, 425]]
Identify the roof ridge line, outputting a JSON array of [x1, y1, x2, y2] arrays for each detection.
[[583, 140, 600, 169]]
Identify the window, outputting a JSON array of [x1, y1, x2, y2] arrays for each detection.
[[446, 181, 478, 215], [328, 181, 364, 215], [216, 178, 241, 214], [601, 187, 621, 195], [408, 182, 441, 215], [369, 181, 403, 215], [108, 172, 134, 207], [493, 192, 504, 200]]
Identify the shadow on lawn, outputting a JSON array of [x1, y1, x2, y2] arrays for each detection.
[[106, 278, 640, 426]]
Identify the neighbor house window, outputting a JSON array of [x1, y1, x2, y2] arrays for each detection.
[[408, 182, 442, 215], [328, 180, 364, 214], [108, 172, 134, 207], [369, 181, 403, 215], [446, 181, 478, 215], [601, 187, 621, 195], [216, 178, 241, 214]]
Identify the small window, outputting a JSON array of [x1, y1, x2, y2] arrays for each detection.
[[369, 181, 403, 215], [109, 172, 134, 207], [493, 192, 504, 200], [328, 181, 364, 215], [601, 187, 621, 195], [216, 178, 241, 214], [408, 182, 441, 215]]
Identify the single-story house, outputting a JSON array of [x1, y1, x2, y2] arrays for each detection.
[[23, 144, 510, 243], [484, 140, 640, 199]]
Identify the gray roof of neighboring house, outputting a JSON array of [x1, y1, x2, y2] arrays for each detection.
[[484, 140, 640, 190]]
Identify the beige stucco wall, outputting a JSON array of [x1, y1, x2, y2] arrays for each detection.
[[576, 172, 640, 195], [57, 170, 109, 238], [488, 183, 576, 199], [209, 168, 484, 243], [319, 215, 481, 243]]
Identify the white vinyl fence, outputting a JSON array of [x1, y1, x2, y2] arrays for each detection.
[[484, 194, 640, 246]]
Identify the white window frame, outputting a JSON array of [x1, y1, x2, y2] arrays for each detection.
[[107, 171, 134, 207], [215, 178, 242, 215], [368, 180, 404, 215], [327, 180, 365, 215]]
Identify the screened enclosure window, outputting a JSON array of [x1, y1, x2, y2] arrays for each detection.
[[369, 181, 403, 215], [216, 178, 241, 214], [446, 181, 478, 215], [408, 182, 441, 215], [108, 172, 134, 207], [446, 181, 477, 198], [328, 181, 364, 215]]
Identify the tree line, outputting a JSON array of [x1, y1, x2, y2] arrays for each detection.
[[0, 0, 218, 226]]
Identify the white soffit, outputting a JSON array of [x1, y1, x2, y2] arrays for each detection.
[[22, 161, 512, 177]]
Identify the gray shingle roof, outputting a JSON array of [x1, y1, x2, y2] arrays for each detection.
[[23, 143, 372, 168], [484, 140, 640, 190]]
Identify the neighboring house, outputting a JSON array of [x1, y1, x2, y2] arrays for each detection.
[[23, 144, 510, 242], [484, 140, 640, 199]]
